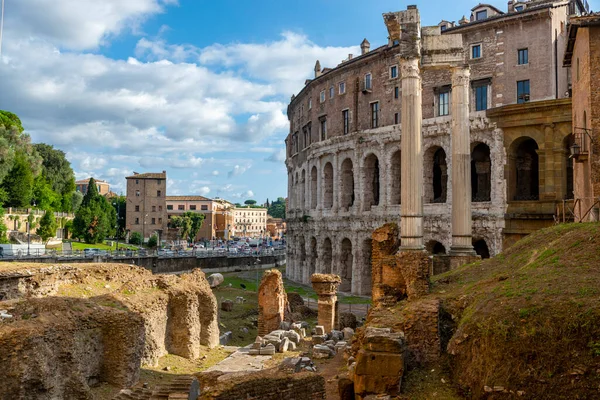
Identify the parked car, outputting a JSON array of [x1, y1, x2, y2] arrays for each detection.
[[157, 249, 174, 257]]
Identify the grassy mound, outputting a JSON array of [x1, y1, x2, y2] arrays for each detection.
[[432, 223, 600, 398]]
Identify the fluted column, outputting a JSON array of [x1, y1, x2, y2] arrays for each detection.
[[400, 57, 424, 250], [450, 66, 476, 255]]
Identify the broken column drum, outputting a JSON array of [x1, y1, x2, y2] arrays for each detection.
[[311, 273, 341, 333]]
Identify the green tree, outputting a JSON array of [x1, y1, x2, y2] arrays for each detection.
[[32, 174, 61, 211], [110, 195, 126, 239], [1, 152, 34, 208], [147, 234, 158, 248], [0, 111, 42, 186], [0, 110, 24, 133], [170, 212, 205, 243], [0, 208, 9, 244], [129, 231, 143, 245], [72, 178, 116, 244], [33, 143, 75, 196], [267, 197, 286, 219], [37, 211, 57, 242], [187, 212, 205, 243], [70, 191, 84, 212], [244, 199, 257, 205]]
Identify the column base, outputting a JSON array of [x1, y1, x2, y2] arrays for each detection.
[[448, 248, 480, 270], [396, 250, 432, 301]]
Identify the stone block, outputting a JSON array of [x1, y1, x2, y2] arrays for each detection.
[[364, 328, 405, 353], [279, 321, 291, 331], [248, 349, 260, 355], [284, 330, 301, 344], [355, 349, 404, 377], [315, 325, 325, 335], [331, 330, 344, 342], [342, 327, 355, 340], [207, 273, 224, 288], [312, 345, 334, 359], [289, 341, 297, 351], [259, 343, 276, 355], [279, 337, 290, 353], [221, 300, 234, 312], [312, 334, 327, 344]]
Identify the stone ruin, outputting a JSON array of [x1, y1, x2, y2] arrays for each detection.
[[257, 269, 289, 336], [310, 273, 341, 333], [0, 263, 219, 399]]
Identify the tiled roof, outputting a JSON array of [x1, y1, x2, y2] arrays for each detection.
[[166, 196, 211, 201], [75, 178, 108, 184], [126, 172, 166, 179]]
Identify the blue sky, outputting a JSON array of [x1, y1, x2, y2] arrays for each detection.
[[1, 0, 597, 203]]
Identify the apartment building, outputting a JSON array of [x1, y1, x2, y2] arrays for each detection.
[[125, 171, 167, 242]]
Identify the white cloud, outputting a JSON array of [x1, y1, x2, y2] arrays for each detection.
[[198, 186, 211, 196], [227, 164, 251, 179], [265, 148, 286, 163], [212, 170, 220, 176]]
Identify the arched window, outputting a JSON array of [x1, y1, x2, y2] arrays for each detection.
[[425, 147, 448, 203], [363, 154, 380, 210], [309, 237, 317, 279], [322, 238, 333, 274], [471, 143, 491, 202], [310, 166, 318, 209], [361, 238, 372, 295], [512, 138, 539, 201], [473, 239, 490, 259], [340, 158, 355, 210], [340, 238, 353, 292], [300, 169, 306, 209], [426, 240, 446, 255], [390, 150, 401, 204], [323, 163, 334, 209]]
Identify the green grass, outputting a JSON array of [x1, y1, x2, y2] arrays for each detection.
[[68, 241, 138, 251]]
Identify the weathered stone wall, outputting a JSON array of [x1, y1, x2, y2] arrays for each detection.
[[258, 269, 289, 336], [198, 370, 326, 400]]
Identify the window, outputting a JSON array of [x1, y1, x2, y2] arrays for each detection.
[[157, 179, 162, 184], [518, 48, 528, 65], [320, 118, 327, 140], [390, 65, 398, 78], [307, 122, 312, 145], [476, 10, 487, 20], [190, 205, 197, 210], [178, 205, 185, 210], [151, 218, 156, 225], [472, 44, 482, 59], [308, 98, 312, 109], [293, 133, 299, 153], [136, 190, 140, 197], [438, 91, 450, 116], [365, 73, 372, 90], [135, 205, 140, 212], [515, 5, 524, 11], [135, 179, 139, 184], [394, 86, 399, 99], [167, 205, 173, 210], [339, 82, 346, 94], [475, 84, 488, 111], [440, 24, 447, 32], [157, 190, 162, 197], [152, 206, 156, 212], [158, 218, 162, 224], [201, 205, 208, 210], [320, 90, 325, 103], [159, 206, 162, 211], [371, 102, 379, 128], [517, 80, 530, 103], [329, 86, 334, 98], [342, 109, 350, 135], [135, 218, 139, 224], [394, 112, 400, 124]]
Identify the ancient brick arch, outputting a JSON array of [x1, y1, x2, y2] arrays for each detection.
[[322, 237, 333, 274], [472, 238, 490, 259], [424, 145, 448, 203], [300, 169, 306, 209], [363, 153, 381, 210], [310, 166, 318, 209], [389, 149, 402, 205], [309, 236, 317, 278], [471, 142, 491, 202], [509, 137, 540, 201], [340, 158, 355, 210], [339, 238, 353, 292], [323, 162, 334, 209], [425, 239, 446, 255]]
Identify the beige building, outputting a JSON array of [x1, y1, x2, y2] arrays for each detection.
[[285, 0, 588, 294], [166, 196, 234, 240], [76, 178, 110, 196], [125, 171, 167, 242], [233, 207, 268, 238]]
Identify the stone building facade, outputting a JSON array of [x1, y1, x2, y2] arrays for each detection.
[[564, 13, 600, 221], [75, 178, 110, 196], [285, 0, 588, 294], [233, 206, 268, 238], [125, 171, 168, 242], [166, 196, 234, 240]]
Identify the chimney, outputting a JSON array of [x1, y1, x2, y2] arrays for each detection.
[[459, 15, 469, 25], [507, 1, 514, 13], [361, 38, 370, 55], [348, 54, 353, 60], [314, 60, 322, 78]]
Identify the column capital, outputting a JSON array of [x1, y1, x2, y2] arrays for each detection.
[[399, 58, 420, 79], [451, 66, 470, 87]]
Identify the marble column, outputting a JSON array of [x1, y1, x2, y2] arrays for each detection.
[[400, 57, 424, 250], [450, 66, 476, 256]]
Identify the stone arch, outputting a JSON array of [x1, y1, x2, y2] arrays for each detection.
[[424, 146, 448, 203], [361, 238, 373, 295], [339, 238, 353, 292], [340, 158, 355, 210], [323, 162, 334, 209], [322, 237, 333, 274], [300, 169, 306, 209], [310, 166, 318, 209], [563, 134, 574, 199], [308, 236, 317, 280], [295, 172, 299, 208], [473, 238, 490, 259], [471, 142, 491, 202], [363, 153, 380, 210], [426, 239, 446, 255], [509, 137, 539, 201], [390, 150, 401, 205]]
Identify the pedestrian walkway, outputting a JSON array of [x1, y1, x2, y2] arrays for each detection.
[[205, 345, 272, 373]]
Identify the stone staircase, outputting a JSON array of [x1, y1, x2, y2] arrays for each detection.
[[113, 376, 198, 400]]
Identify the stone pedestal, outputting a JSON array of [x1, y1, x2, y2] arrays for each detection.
[[395, 251, 431, 300], [399, 57, 424, 251], [258, 270, 289, 336], [449, 254, 480, 270], [311, 273, 341, 333], [450, 66, 476, 256]]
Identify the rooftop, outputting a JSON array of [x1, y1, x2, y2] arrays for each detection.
[[166, 196, 212, 201], [75, 178, 108, 184], [126, 171, 167, 179]]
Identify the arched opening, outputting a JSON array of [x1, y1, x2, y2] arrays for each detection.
[[295, 172, 299, 209], [425, 146, 448, 203], [564, 134, 574, 199], [471, 143, 491, 202], [340, 238, 353, 292], [426, 240, 446, 255], [323, 162, 334, 209], [361, 238, 372, 295], [309, 237, 317, 279], [340, 158, 355, 210], [322, 238, 333, 274], [512, 138, 539, 201], [300, 169, 306, 209], [363, 154, 380, 210], [473, 239, 490, 259], [390, 150, 401, 204], [310, 166, 318, 209]]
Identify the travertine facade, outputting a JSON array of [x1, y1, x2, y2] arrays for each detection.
[[285, 0, 585, 294]]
